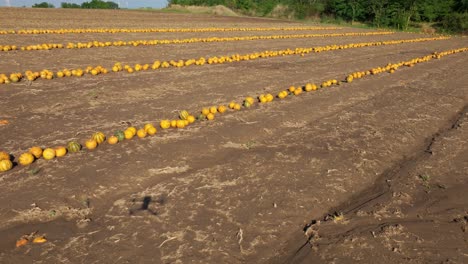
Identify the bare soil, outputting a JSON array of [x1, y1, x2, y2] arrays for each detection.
[[0, 8, 467, 264]]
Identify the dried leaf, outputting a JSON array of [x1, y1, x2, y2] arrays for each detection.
[[16, 238, 28, 247]]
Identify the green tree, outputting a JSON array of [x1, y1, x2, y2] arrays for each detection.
[[61, 2, 81, 8], [32, 2, 55, 8]]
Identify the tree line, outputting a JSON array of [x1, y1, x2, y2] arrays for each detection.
[[32, 0, 119, 9], [168, 0, 467, 33]]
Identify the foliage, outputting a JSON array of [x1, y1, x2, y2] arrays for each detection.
[[59, 0, 119, 9], [168, 0, 467, 33], [32, 2, 55, 8], [61, 2, 81, 8]]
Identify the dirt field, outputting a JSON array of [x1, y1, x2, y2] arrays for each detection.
[[0, 8, 467, 263]]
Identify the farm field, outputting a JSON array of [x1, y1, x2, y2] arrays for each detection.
[[0, 7, 467, 263]]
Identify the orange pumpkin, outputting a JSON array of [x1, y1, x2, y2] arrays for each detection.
[[55, 146, 67, 157], [137, 129, 147, 138], [107, 136, 119, 144], [0, 151, 10, 161], [29, 146, 43, 159], [85, 139, 98, 150]]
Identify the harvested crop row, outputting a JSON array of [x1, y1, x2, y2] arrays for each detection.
[[1, 47, 466, 173], [0, 26, 341, 35], [0, 31, 394, 52], [0, 37, 450, 85]]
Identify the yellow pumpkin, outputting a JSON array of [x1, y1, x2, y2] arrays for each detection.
[[18, 152, 34, 166], [160, 120, 171, 129], [176, 120, 185, 128], [55, 146, 67, 157], [144, 124, 154, 132], [201, 108, 210, 116], [209, 106, 217, 114], [85, 139, 98, 150], [137, 129, 147, 138], [207, 113, 215, 120], [127, 127, 137, 136], [170, 120, 178, 128], [0, 159, 13, 172], [124, 129, 134, 140], [92, 132, 106, 144], [245, 97, 255, 105], [218, 105, 227, 114], [187, 115, 196, 124], [147, 126, 157, 136], [0, 151, 10, 161], [107, 136, 119, 144], [29, 146, 43, 159], [42, 148, 56, 160]]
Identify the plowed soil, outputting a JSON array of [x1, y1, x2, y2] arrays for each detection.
[[0, 8, 467, 264]]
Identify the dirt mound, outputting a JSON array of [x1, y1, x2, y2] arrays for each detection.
[[166, 4, 239, 17]]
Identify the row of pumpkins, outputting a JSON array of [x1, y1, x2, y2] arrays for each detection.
[[0, 26, 340, 35], [0, 36, 450, 85], [1, 46, 466, 173], [0, 31, 394, 52]]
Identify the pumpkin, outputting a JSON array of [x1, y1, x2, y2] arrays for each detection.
[[29, 146, 43, 159], [124, 129, 134, 140], [179, 110, 189, 120], [85, 139, 98, 150], [244, 101, 252, 108], [229, 102, 236, 109], [18, 152, 34, 166], [265, 94, 274, 102], [67, 141, 81, 153], [187, 115, 196, 124], [160, 120, 171, 129], [184, 120, 189, 126], [127, 127, 137, 136], [305, 83, 313, 92], [170, 120, 177, 128], [245, 97, 255, 105], [288, 86, 296, 93], [209, 107, 217, 114], [201, 108, 210, 116], [144, 124, 154, 132], [207, 113, 215, 120], [137, 129, 147, 138], [176, 120, 185, 129], [92, 132, 106, 144], [147, 126, 157, 136], [114, 130, 125, 142], [294, 89, 302, 96], [234, 104, 241, 110], [218, 105, 227, 113], [0, 159, 13, 172], [0, 151, 10, 161], [55, 146, 67, 157], [42, 148, 56, 160], [107, 136, 119, 144], [259, 95, 268, 103]]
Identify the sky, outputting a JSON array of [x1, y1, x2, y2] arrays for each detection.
[[1, 0, 169, 8]]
